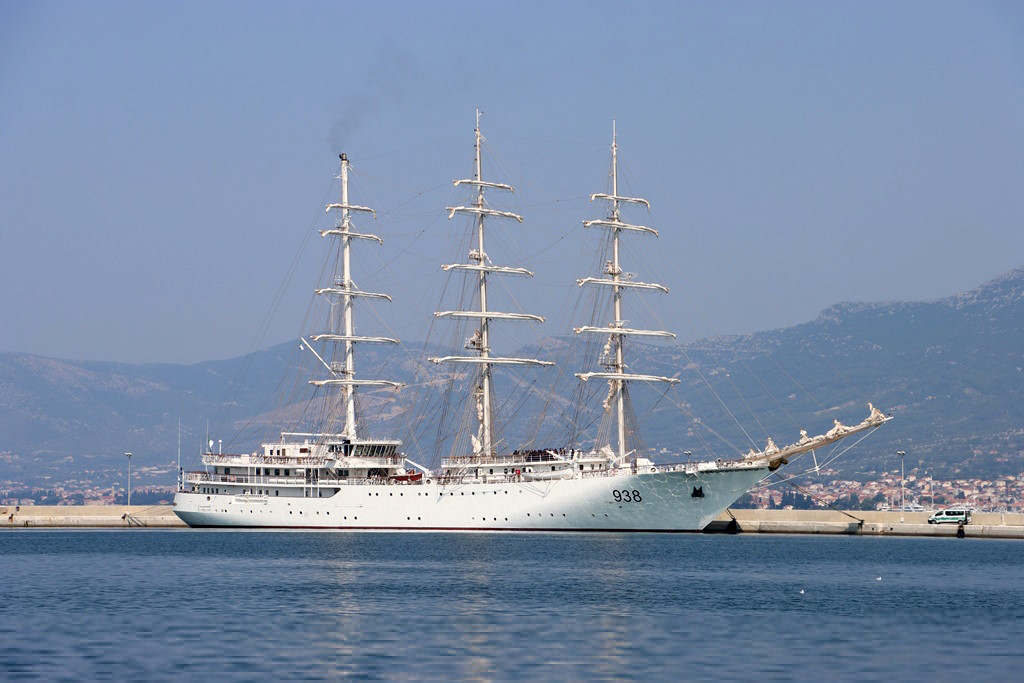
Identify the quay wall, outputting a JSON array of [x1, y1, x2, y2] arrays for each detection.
[[706, 509, 1024, 538], [2, 505, 186, 528], [3, 505, 1023, 537]]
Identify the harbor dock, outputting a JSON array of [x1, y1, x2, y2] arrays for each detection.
[[702, 508, 1024, 539], [2, 505, 185, 528], [3, 505, 1024, 537]]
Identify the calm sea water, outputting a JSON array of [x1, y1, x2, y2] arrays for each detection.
[[1, 531, 1022, 682]]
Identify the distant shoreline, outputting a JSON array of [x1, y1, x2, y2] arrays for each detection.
[[4, 505, 1023, 537]]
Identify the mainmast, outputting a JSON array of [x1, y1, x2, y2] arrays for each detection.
[[431, 111, 552, 457], [576, 124, 679, 462], [308, 153, 401, 440]]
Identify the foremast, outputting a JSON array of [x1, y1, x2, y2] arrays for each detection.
[[430, 111, 552, 457], [308, 153, 401, 441], [576, 124, 679, 463]]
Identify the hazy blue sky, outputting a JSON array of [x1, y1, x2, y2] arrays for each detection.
[[2, 1, 1022, 364]]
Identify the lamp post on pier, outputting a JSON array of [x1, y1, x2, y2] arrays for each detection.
[[124, 451, 133, 509], [897, 450, 906, 521]]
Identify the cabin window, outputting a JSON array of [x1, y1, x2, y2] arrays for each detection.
[[300, 447, 309, 453], [284, 469, 290, 476], [225, 468, 230, 475], [275, 490, 279, 496], [274, 469, 280, 476], [282, 449, 286, 457]]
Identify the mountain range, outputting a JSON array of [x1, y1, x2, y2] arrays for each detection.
[[2, 267, 1023, 488]]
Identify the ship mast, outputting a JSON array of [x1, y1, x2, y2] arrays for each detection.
[[308, 153, 401, 440], [431, 111, 552, 457], [576, 124, 679, 462]]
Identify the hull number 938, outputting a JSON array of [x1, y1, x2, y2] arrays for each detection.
[[612, 490, 642, 503]]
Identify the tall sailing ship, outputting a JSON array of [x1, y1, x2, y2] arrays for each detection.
[[173, 119, 890, 531]]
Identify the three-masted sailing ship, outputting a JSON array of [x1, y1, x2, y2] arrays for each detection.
[[173, 119, 890, 530]]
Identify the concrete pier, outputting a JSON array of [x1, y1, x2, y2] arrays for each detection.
[[3, 505, 1023, 537], [2, 505, 186, 528], [703, 509, 1024, 539]]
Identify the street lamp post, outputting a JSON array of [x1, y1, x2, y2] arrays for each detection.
[[897, 450, 906, 521], [124, 452, 133, 509]]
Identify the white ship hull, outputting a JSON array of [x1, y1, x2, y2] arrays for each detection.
[[173, 465, 767, 532]]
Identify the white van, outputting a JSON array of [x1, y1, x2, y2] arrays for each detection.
[[928, 508, 971, 525]]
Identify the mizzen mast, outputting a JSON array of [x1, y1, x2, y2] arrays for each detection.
[[309, 153, 401, 440], [576, 124, 679, 462], [431, 111, 552, 457]]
